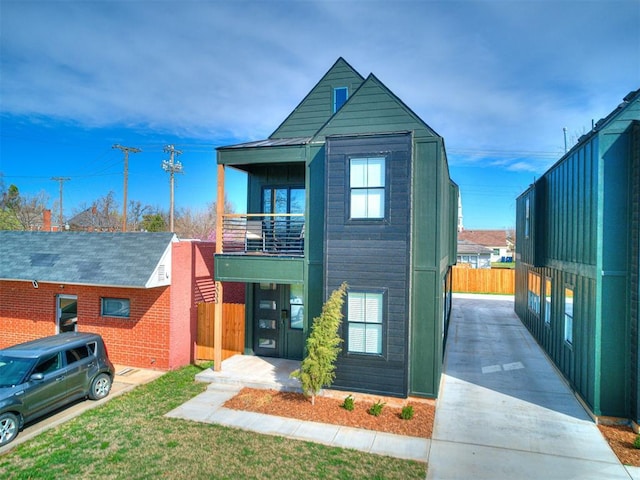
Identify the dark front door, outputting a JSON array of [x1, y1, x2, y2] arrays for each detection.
[[253, 283, 304, 360]]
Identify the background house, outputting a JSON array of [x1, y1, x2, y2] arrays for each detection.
[[213, 58, 458, 398], [458, 229, 514, 263], [456, 239, 493, 268], [0, 231, 243, 369], [514, 88, 639, 424]]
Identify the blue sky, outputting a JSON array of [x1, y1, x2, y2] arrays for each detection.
[[1, 0, 638, 229]]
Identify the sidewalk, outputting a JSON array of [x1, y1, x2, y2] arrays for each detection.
[[428, 294, 634, 479], [165, 382, 429, 462]]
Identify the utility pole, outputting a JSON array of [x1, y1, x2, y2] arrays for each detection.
[[162, 145, 183, 232], [51, 177, 70, 231], [112, 144, 142, 232]]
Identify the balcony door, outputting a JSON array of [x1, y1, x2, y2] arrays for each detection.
[[262, 187, 304, 251]]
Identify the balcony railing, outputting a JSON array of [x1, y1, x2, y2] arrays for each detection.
[[221, 213, 305, 256]]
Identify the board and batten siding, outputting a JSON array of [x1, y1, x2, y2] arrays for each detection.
[[324, 133, 412, 397]]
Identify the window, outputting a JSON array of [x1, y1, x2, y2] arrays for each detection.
[[564, 288, 574, 344], [290, 284, 304, 330], [524, 197, 530, 238], [527, 272, 541, 315], [34, 353, 61, 375], [333, 87, 348, 112], [65, 346, 90, 365], [544, 277, 552, 325], [347, 291, 383, 354], [101, 298, 130, 318], [350, 157, 385, 219]]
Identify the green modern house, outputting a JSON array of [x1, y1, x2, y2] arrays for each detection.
[[213, 58, 458, 398], [515, 88, 640, 423]]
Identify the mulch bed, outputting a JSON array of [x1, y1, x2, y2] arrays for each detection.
[[224, 387, 434, 438]]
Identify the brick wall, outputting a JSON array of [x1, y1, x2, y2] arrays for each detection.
[[0, 281, 174, 369]]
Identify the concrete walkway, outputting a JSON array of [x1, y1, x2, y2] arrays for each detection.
[[428, 294, 635, 480], [167, 355, 428, 461]]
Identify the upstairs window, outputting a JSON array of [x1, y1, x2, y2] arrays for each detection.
[[333, 87, 348, 113], [350, 157, 385, 219], [347, 291, 384, 355]]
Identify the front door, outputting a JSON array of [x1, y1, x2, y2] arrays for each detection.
[[57, 295, 78, 333], [253, 283, 304, 360]]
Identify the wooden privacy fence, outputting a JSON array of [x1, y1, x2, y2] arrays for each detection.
[[196, 302, 245, 362], [452, 265, 515, 294]]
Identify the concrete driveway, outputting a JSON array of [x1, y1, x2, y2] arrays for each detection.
[[427, 294, 632, 480], [0, 365, 163, 455]]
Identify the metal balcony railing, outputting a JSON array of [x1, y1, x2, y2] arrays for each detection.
[[221, 213, 305, 256]]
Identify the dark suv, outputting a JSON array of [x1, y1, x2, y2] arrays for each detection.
[[0, 332, 115, 446]]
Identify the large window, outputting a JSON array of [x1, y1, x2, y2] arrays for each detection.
[[101, 298, 130, 318], [347, 291, 383, 355], [527, 272, 541, 316], [544, 277, 552, 325], [350, 157, 385, 219], [564, 288, 574, 345]]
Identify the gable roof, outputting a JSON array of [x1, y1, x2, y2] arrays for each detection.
[[315, 73, 439, 140], [270, 57, 365, 139], [0, 231, 177, 288], [458, 229, 514, 247], [457, 239, 494, 255]]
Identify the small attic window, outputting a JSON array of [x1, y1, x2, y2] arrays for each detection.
[[333, 87, 348, 113]]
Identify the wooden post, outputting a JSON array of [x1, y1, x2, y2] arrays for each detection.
[[214, 164, 225, 371]]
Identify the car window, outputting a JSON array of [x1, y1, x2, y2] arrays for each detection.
[[33, 353, 62, 375], [87, 342, 97, 356], [65, 346, 90, 365], [0, 355, 35, 387]]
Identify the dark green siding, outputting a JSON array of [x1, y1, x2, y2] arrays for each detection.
[[215, 255, 304, 283], [316, 75, 437, 141], [409, 139, 455, 397], [271, 58, 364, 139], [515, 92, 640, 421]]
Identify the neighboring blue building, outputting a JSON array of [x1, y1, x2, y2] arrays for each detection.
[[515, 88, 640, 423]]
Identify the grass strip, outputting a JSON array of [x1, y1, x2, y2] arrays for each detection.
[[0, 364, 426, 479]]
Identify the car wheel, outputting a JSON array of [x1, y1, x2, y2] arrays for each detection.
[[0, 412, 19, 446], [89, 373, 112, 400]]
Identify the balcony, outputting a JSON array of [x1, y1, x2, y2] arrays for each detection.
[[220, 213, 305, 257]]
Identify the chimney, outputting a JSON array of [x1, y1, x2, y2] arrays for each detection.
[[43, 209, 52, 231]]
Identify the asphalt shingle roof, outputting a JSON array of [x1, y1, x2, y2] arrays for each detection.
[[0, 231, 176, 287]]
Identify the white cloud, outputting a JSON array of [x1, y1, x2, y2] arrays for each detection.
[[1, 0, 638, 151]]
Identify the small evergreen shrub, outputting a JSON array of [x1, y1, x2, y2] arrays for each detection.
[[400, 405, 414, 420], [341, 395, 355, 411], [368, 400, 385, 417], [290, 282, 348, 405], [634, 434, 640, 449]]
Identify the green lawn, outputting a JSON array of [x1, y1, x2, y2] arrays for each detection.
[[0, 365, 426, 479]]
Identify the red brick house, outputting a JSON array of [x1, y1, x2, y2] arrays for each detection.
[[0, 231, 243, 370]]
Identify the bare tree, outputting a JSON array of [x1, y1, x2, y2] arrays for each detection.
[[174, 198, 235, 240], [14, 191, 49, 230], [127, 200, 154, 232]]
